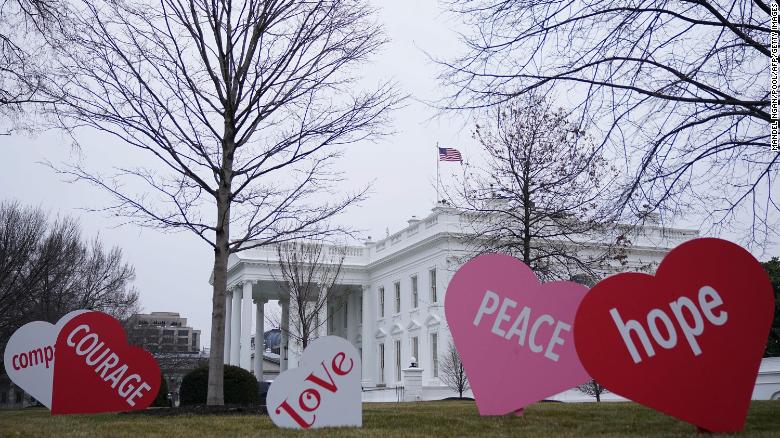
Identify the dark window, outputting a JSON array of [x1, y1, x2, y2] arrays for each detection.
[[177, 330, 189, 336], [15, 391, 22, 403], [430, 268, 438, 303], [378, 287, 385, 318], [1, 391, 7, 403], [394, 282, 401, 313], [411, 275, 419, 308]]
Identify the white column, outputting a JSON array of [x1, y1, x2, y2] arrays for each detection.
[[288, 297, 302, 367], [230, 286, 242, 365], [324, 300, 330, 337], [346, 292, 357, 344], [317, 298, 328, 338], [361, 284, 373, 387], [240, 281, 253, 370], [321, 291, 330, 337], [224, 290, 232, 363], [254, 298, 266, 381], [280, 300, 289, 371]]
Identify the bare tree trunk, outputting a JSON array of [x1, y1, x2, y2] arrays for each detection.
[[301, 304, 310, 350], [522, 161, 531, 265], [207, 188, 231, 405]]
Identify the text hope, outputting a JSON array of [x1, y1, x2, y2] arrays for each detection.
[[473, 290, 572, 362], [610, 285, 728, 364]]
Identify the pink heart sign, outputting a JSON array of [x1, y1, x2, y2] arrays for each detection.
[[445, 253, 590, 415]]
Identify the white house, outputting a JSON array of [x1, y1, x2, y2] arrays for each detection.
[[217, 203, 706, 401], [753, 357, 780, 400]]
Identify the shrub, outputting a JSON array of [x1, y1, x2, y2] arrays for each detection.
[[180, 365, 258, 405], [152, 375, 169, 407]]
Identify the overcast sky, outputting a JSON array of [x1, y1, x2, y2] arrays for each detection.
[[2, 1, 776, 348]]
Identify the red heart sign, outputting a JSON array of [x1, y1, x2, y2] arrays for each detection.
[[52, 311, 161, 415], [574, 238, 773, 432]]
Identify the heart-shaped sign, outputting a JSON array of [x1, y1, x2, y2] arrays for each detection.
[[2, 310, 87, 408], [267, 336, 362, 429], [445, 253, 590, 415], [52, 311, 161, 414], [574, 238, 774, 432]]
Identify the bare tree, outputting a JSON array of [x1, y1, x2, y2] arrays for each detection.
[[577, 379, 608, 402], [440, 0, 774, 246], [440, 341, 469, 398], [272, 241, 346, 350], [0, 201, 47, 327], [46, 0, 401, 405], [445, 93, 621, 281], [0, 0, 62, 130], [0, 200, 139, 360]]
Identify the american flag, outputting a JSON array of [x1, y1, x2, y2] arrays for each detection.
[[438, 147, 462, 162]]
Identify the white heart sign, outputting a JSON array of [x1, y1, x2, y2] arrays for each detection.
[[267, 336, 362, 429], [2, 310, 87, 408]]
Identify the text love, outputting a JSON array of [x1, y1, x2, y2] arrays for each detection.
[[275, 351, 354, 428]]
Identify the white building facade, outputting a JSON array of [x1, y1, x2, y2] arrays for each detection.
[[219, 204, 700, 400]]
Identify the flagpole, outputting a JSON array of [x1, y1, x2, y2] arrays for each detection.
[[436, 142, 440, 204]]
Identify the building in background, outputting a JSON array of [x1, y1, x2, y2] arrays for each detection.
[[127, 312, 201, 353], [126, 312, 205, 405]]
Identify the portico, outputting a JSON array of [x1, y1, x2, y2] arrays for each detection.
[[220, 246, 370, 381]]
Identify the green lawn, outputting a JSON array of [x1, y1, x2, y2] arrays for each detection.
[[0, 401, 778, 437]]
